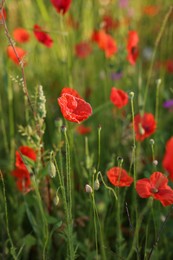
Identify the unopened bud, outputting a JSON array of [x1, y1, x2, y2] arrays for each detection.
[[85, 184, 93, 193], [61, 125, 67, 132], [48, 161, 56, 178], [117, 156, 123, 163], [150, 139, 155, 145], [94, 179, 100, 190], [153, 160, 158, 166], [129, 92, 134, 99], [54, 194, 60, 205]]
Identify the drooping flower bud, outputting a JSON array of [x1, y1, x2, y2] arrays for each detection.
[[85, 184, 93, 193], [48, 161, 56, 178]]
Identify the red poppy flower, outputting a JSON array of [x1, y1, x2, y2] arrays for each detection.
[[50, 0, 72, 15], [76, 125, 91, 135], [57, 87, 92, 123], [0, 8, 6, 21], [92, 30, 117, 58], [165, 60, 173, 74], [143, 5, 159, 16], [102, 15, 119, 32], [16, 176, 31, 193], [12, 168, 31, 193], [162, 137, 173, 181], [75, 42, 92, 59], [136, 172, 173, 207], [7, 46, 27, 65], [16, 146, 37, 170], [134, 113, 156, 141], [61, 87, 81, 98], [110, 87, 128, 109], [33, 24, 53, 48], [127, 31, 139, 65], [107, 167, 133, 187], [13, 28, 30, 43]]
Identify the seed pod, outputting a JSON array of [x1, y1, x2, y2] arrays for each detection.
[[54, 194, 60, 205], [94, 179, 100, 190], [48, 161, 56, 178], [85, 184, 93, 193]]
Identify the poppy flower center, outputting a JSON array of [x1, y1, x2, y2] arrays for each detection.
[[151, 187, 158, 193], [131, 46, 138, 55]]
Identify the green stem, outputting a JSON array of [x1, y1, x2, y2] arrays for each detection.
[[91, 192, 99, 259], [33, 177, 49, 260], [155, 79, 161, 127], [130, 93, 137, 185], [0, 171, 17, 260], [97, 126, 101, 171], [0, 94, 9, 155], [142, 6, 173, 112], [97, 172, 117, 201], [127, 199, 152, 260], [36, 0, 49, 21]]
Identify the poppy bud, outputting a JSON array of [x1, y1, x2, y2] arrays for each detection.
[[85, 184, 93, 193], [129, 91, 134, 99], [54, 193, 60, 205], [153, 160, 158, 166], [48, 161, 56, 178], [150, 139, 155, 145], [94, 179, 100, 190]]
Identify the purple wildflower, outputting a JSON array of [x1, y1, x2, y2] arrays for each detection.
[[111, 71, 123, 81], [119, 0, 129, 8], [163, 99, 173, 108]]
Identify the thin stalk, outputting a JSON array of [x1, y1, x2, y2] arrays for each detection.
[[0, 171, 17, 260], [142, 6, 173, 113], [36, 0, 49, 21], [91, 192, 99, 259], [97, 172, 117, 201], [8, 79, 15, 166], [64, 130, 72, 220], [155, 79, 161, 127], [63, 128, 75, 259], [0, 94, 9, 155], [116, 159, 124, 257], [147, 206, 173, 260], [33, 177, 49, 260], [130, 92, 137, 185], [0, 7, 35, 116], [127, 199, 152, 260], [97, 126, 101, 171]]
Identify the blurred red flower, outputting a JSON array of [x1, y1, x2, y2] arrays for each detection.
[[110, 87, 128, 109], [50, 0, 72, 14], [7, 46, 27, 65], [92, 30, 117, 58], [16, 146, 37, 170], [12, 168, 31, 193], [143, 5, 159, 16], [107, 167, 133, 187], [13, 28, 30, 43], [165, 60, 173, 74], [127, 31, 139, 65], [134, 113, 156, 141], [0, 8, 6, 21], [76, 125, 91, 135], [102, 15, 119, 32], [57, 87, 92, 123], [33, 24, 53, 48], [75, 42, 92, 59], [136, 172, 173, 206], [162, 137, 173, 181]]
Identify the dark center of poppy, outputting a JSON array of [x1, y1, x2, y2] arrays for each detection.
[[131, 46, 137, 55], [151, 188, 158, 193]]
